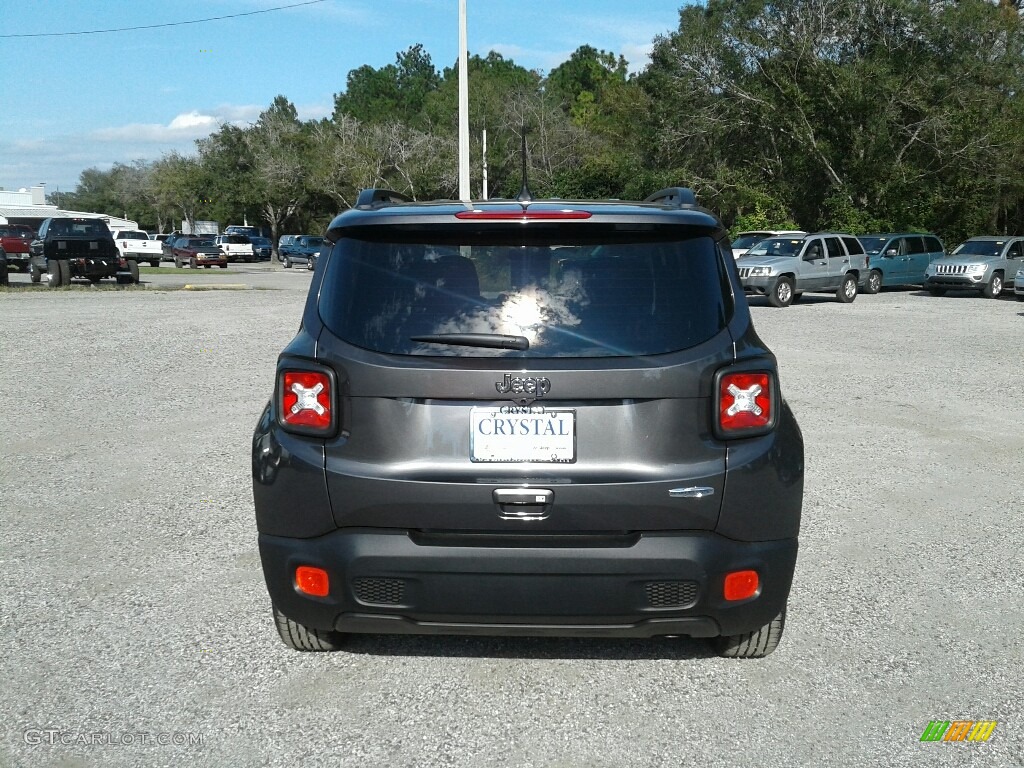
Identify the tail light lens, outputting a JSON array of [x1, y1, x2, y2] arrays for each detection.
[[723, 570, 760, 601], [276, 365, 337, 436], [714, 369, 776, 439], [295, 566, 330, 597]]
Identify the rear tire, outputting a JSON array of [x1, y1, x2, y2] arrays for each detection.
[[220, 264, 228, 269], [272, 605, 346, 652], [714, 608, 786, 659], [190, 258, 198, 269], [837, 273, 858, 303], [283, 257, 292, 269], [30, 264, 42, 283], [767, 277, 793, 308], [981, 273, 1002, 299], [47, 259, 68, 288], [149, 260, 160, 268], [128, 260, 140, 284], [865, 270, 882, 294]]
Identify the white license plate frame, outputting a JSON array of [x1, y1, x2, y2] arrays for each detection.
[[470, 407, 576, 463]]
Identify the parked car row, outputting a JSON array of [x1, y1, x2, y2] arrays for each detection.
[[733, 231, 1024, 307]]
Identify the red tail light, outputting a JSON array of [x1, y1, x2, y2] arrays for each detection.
[[278, 368, 335, 435], [716, 370, 775, 438]]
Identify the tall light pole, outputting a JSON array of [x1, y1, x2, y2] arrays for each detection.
[[458, 0, 470, 202]]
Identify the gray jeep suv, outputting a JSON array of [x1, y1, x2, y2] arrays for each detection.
[[253, 187, 804, 658], [923, 236, 1024, 298], [737, 233, 869, 307]]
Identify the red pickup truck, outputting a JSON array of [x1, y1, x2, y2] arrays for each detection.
[[0, 224, 35, 272]]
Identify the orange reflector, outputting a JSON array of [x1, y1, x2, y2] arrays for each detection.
[[723, 570, 759, 601], [295, 566, 329, 597]]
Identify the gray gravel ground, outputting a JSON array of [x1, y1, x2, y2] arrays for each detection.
[[1, 274, 1022, 767]]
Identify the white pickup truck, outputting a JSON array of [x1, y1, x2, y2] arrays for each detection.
[[112, 230, 163, 267]]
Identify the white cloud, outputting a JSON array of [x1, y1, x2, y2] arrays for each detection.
[[167, 111, 219, 131]]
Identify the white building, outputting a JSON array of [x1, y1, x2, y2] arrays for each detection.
[[0, 186, 137, 231]]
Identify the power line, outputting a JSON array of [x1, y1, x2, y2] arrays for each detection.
[[0, 0, 328, 39]]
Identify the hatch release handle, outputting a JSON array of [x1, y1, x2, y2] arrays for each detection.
[[493, 488, 553, 520]]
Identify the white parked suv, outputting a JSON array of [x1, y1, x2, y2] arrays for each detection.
[[214, 234, 255, 263]]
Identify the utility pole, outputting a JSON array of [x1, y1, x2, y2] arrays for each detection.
[[458, 0, 470, 201], [482, 129, 488, 200]]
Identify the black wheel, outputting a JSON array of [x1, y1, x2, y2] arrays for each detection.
[[175, 259, 182, 269], [865, 270, 882, 295], [272, 605, 346, 652], [47, 259, 68, 288], [190, 258, 198, 269], [307, 260, 314, 271], [149, 260, 160, 268], [30, 264, 42, 283], [768, 276, 793, 307], [204, 264, 212, 269], [981, 273, 1003, 299], [283, 257, 292, 269], [837, 273, 858, 303], [128, 260, 140, 284], [219, 263, 228, 269], [927, 287, 946, 296], [714, 608, 786, 659], [0, 262, 8, 287]]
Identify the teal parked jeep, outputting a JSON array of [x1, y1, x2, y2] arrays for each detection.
[[857, 233, 946, 294]]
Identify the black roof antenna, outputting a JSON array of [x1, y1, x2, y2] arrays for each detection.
[[517, 125, 532, 203]]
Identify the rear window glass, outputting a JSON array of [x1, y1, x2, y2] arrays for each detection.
[[116, 231, 149, 240], [319, 227, 729, 358]]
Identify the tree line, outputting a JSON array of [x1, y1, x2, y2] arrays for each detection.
[[57, 0, 1024, 245]]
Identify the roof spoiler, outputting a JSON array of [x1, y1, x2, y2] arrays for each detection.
[[644, 187, 697, 207], [355, 188, 413, 209]]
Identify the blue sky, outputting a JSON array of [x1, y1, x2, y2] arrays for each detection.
[[0, 0, 684, 194]]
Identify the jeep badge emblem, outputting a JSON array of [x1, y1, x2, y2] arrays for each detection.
[[496, 373, 551, 404]]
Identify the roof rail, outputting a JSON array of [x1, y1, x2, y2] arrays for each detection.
[[644, 187, 697, 207], [355, 188, 413, 208]]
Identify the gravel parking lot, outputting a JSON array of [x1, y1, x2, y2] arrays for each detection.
[[1, 278, 1021, 767]]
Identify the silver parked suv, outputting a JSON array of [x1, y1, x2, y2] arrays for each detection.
[[924, 236, 1024, 298], [737, 233, 869, 307]]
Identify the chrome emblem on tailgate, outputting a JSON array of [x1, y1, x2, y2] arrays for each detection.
[[495, 374, 551, 405]]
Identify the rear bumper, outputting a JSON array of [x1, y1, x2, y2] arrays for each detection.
[[260, 529, 797, 638]]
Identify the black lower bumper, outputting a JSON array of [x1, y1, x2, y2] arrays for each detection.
[[259, 529, 798, 639]]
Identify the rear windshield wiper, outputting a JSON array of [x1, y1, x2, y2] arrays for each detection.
[[410, 333, 530, 351]]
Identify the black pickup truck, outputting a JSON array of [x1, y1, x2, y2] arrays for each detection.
[[29, 217, 138, 287]]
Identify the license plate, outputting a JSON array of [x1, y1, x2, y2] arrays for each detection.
[[470, 407, 576, 463]]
